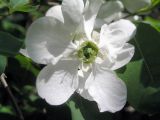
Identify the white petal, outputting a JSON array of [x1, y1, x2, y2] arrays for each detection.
[[87, 66, 127, 112], [94, 18, 106, 29], [36, 60, 79, 105], [79, 89, 93, 101], [96, 12, 124, 29], [95, 1, 124, 29], [103, 12, 123, 24], [98, 1, 124, 19], [108, 19, 136, 42], [122, 0, 151, 13], [62, 0, 84, 28], [46, 5, 64, 23], [99, 20, 136, 56], [96, 53, 114, 69], [19, 49, 30, 58], [110, 43, 135, 70], [77, 69, 93, 101], [26, 17, 73, 64], [83, 0, 103, 39], [100, 43, 134, 70]]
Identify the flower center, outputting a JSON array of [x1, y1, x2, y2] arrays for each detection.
[[77, 41, 99, 64]]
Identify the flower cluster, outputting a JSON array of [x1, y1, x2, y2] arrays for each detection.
[[95, 0, 151, 28], [25, 0, 136, 112]]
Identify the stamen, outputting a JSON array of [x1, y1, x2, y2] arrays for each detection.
[[77, 41, 99, 64]]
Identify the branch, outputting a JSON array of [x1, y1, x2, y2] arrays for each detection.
[[0, 73, 24, 120]]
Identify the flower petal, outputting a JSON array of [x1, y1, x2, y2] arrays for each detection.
[[110, 43, 135, 70], [26, 17, 73, 64], [19, 49, 30, 58], [108, 19, 136, 42], [87, 66, 127, 112], [62, 0, 84, 28], [100, 43, 134, 70], [97, 0, 124, 23], [99, 19, 136, 56], [36, 60, 79, 105], [77, 68, 93, 101], [122, 0, 151, 13], [79, 89, 93, 101], [95, 1, 124, 29], [46, 5, 64, 23], [83, 0, 103, 39]]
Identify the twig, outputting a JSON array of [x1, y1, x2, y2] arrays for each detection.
[[122, 13, 137, 19], [0, 73, 24, 120]]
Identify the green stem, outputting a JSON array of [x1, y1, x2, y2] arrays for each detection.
[[122, 2, 160, 19]]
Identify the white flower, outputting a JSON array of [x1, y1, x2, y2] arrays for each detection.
[[95, 0, 144, 29], [95, 0, 124, 28], [25, 0, 136, 112]]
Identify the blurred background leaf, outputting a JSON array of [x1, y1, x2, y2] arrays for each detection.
[[0, 31, 24, 57], [8, 0, 36, 13], [118, 22, 160, 114], [0, 55, 7, 74]]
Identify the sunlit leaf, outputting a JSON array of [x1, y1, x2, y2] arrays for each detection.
[[0, 105, 14, 115], [145, 17, 160, 32], [68, 100, 84, 120], [151, 0, 160, 7], [9, 0, 36, 13]]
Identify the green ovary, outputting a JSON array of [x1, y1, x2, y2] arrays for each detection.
[[77, 41, 99, 64]]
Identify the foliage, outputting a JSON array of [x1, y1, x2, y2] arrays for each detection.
[[118, 22, 160, 114]]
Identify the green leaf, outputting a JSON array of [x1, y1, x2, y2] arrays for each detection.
[[5, 55, 41, 114], [68, 100, 85, 120], [15, 55, 40, 76], [145, 17, 160, 32], [0, 105, 14, 115], [137, 0, 160, 13], [2, 20, 26, 37], [6, 54, 40, 87], [68, 95, 113, 120], [0, 31, 23, 56], [9, 0, 29, 6], [0, 55, 7, 74], [8, 0, 36, 13], [118, 23, 160, 113], [151, 0, 160, 7], [12, 4, 36, 12], [0, 0, 7, 8]]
